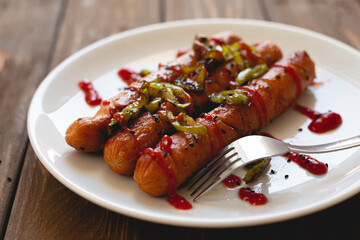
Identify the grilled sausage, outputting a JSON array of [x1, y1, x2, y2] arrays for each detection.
[[65, 32, 242, 152], [103, 41, 282, 175], [133, 51, 315, 196]]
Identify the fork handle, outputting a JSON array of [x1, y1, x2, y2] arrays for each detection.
[[288, 135, 360, 154]]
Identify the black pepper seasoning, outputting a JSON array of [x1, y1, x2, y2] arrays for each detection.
[[7, 177, 12, 182], [189, 143, 194, 147], [285, 175, 289, 179], [221, 129, 226, 134], [129, 130, 135, 135], [185, 146, 189, 150]]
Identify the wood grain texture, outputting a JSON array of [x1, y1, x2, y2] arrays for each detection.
[[0, 0, 64, 237], [2, 0, 360, 239], [164, 0, 265, 20], [262, 0, 360, 49]]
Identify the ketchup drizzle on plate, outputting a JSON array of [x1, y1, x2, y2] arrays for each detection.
[[78, 79, 102, 106], [260, 132, 328, 175], [222, 174, 242, 188], [239, 187, 268, 205], [143, 135, 192, 210], [176, 48, 190, 58], [294, 103, 342, 133], [284, 152, 328, 175], [118, 68, 141, 85]]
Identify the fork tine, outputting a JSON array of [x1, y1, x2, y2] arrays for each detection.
[[190, 152, 239, 196], [193, 158, 243, 201], [187, 148, 236, 191], [186, 145, 235, 190]]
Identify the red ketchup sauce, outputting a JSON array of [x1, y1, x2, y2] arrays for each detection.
[[176, 48, 190, 58], [202, 113, 224, 156], [272, 65, 302, 97], [260, 132, 328, 175], [284, 152, 328, 175], [239, 187, 268, 205], [143, 135, 192, 210], [239, 86, 267, 128], [118, 68, 141, 85], [222, 174, 242, 188], [294, 103, 342, 133], [78, 79, 102, 106], [238, 42, 264, 63]]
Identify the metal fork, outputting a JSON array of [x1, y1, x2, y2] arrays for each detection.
[[187, 135, 360, 202]]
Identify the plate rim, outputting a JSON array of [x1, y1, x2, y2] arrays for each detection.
[[27, 18, 360, 228]]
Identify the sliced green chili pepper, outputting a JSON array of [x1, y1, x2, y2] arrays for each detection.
[[150, 82, 191, 108], [204, 49, 223, 61], [140, 69, 152, 76], [166, 110, 207, 135], [181, 64, 202, 74], [247, 44, 260, 54], [221, 45, 233, 62], [145, 97, 161, 112], [194, 67, 206, 88], [121, 95, 148, 124], [236, 63, 268, 86], [243, 158, 271, 183], [209, 90, 249, 105], [107, 118, 120, 136]]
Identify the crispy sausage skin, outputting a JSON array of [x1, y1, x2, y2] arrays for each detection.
[[65, 32, 242, 153], [134, 51, 315, 196], [103, 41, 282, 175]]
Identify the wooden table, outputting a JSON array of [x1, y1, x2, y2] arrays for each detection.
[[1, 0, 360, 239]]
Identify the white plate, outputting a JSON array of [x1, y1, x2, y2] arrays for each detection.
[[27, 19, 360, 228]]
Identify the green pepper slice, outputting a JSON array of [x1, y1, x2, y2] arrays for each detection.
[[181, 64, 202, 74], [145, 97, 162, 113], [204, 49, 223, 61], [107, 118, 120, 136], [166, 110, 207, 135], [121, 95, 148, 124], [150, 82, 191, 108], [243, 158, 271, 183], [236, 63, 268, 86], [209, 90, 249, 105]]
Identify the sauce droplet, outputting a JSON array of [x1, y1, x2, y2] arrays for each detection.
[[78, 79, 102, 106], [118, 68, 141, 85], [239, 188, 267, 205], [176, 48, 190, 58], [222, 174, 242, 188], [284, 152, 328, 175], [167, 193, 192, 210], [294, 103, 342, 133]]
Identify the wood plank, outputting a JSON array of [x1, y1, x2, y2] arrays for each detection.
[[0, 0, 64, 237], [165, 0, 265, 20], [4, 0, 162, 239], [261, 0, 360, 49]]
